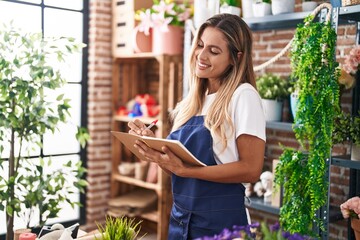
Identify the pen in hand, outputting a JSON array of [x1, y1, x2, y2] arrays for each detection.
[[146, 119, 158, 130]]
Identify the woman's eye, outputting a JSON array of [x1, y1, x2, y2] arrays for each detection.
[[211, 49, 220, 55]]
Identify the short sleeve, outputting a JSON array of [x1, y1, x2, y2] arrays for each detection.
[[233, 85, 266, 142]]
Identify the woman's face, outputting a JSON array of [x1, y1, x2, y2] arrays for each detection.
[[195, 27, 232, 83]]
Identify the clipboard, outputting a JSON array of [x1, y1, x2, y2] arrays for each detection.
[[111, 131, 206, 167]]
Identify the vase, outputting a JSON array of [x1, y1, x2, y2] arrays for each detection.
[[351, 218, 360, 240], [152, 25, 184, 55], [272, 0, 295, 15], [220, 5, 241, 16], [261, 99, 283, 121], [351, 144, 360, 161]]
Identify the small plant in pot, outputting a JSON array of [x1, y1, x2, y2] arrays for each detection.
[[332, 111, 360, 161], [256, 73, 290, 122], [220, 0, 241, 16], [252, 0, 272, 17]]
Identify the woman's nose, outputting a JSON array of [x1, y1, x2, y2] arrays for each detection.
[[197, 49, 207, 61]]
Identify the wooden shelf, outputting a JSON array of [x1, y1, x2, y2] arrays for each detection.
[[110, 54, 183, 240], [112, 173, 160, 191]]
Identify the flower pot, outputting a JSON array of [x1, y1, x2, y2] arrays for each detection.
[[351, 144, 360, 161], [272, 0, 295, 15], [220, 5, 241, 16], [132, 28, 152, 53], [241, 0, 254, 18], [330, 0, 342, 7], [302, 1, 318, 12], [261, 99, 283, 121], [152, 25, 184, 55], [351, 218, 360, 240], [252, 2, 272, 17]]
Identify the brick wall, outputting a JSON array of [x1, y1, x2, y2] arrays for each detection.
[[84, 0, 357, 238], [85, 0, 113, 231]]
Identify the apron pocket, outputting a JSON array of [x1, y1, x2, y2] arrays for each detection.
[[168, 203, 191, 240]]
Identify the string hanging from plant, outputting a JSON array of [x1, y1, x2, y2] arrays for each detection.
[[274, 4, 340, 237]]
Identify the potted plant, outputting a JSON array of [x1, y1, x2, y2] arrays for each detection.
[[252, 0, 272, 17], [220, 0, 241, 16], [332, 111, 360, 161], [302, 0, 318, 12], [272, 0, 295, 15], [135, 0, 192, 55], [340, 196, 360, 239], [96, 215, 143, 240], [0, 24, 90, 240], [274, 11, 339, 237], [256, 73, 290, 121]]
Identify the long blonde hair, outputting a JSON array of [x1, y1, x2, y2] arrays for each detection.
[[171, 14, 256, 149]]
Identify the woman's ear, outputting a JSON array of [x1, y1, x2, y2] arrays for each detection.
[[237, 52, 243, 61]]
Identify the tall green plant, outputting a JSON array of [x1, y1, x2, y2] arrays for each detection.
[[274, 13, 340, 236], [0, 23, 89, 240]]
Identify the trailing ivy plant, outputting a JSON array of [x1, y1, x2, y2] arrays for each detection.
[[274, 13, 340, 237], [0, 23, 90, 240]]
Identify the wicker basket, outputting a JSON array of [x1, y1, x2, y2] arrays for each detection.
[[341, 0, 360, 6]]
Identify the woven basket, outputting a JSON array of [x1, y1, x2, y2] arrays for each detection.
[[342, 0, 360, 6]]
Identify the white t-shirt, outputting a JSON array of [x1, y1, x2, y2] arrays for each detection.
[[200, 83, 266, 165]]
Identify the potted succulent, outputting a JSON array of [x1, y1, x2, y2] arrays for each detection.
[[220, 0, 241, 16], [256, 73, 290, 121], [274, 11, 339, 237], [302, 0, 318, 12], [0, 24, 89, 240], [332, 111, 360, 161], [252, 0, 272, 17]]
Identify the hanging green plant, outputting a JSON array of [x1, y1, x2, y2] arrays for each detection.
[[274, 10, 340, 237]]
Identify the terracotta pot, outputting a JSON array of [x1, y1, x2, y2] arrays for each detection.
[[351, 218, 360, 240], [152, 25, 184, 55], [133, 28, 152, 53]]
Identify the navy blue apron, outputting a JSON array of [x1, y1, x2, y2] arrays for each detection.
[[167, 116, 247, 240]]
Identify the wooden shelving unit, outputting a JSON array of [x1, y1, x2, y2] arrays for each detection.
[[110, 54, 183, 240]]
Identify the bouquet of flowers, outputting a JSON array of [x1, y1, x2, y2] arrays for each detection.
[[340, 196, 360, 219], [195, 222, 310, 240], [338, 45, 360, 89], [135, 0, 192, 35]]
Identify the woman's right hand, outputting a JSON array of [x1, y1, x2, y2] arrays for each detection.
[[128, 119, 155, 137]]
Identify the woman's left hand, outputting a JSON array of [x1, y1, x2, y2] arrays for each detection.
[[134, 140, 187, 176]]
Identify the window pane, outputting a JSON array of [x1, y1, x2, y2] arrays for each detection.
[[44, 8, 83, 82], [45, 0, 83, 11], [43, 84, 82, 155], [44, 8, 83, 41], [0, 2, 41, 33], [0, 134, 41, 159]]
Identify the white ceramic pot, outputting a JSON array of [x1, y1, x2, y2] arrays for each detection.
[[220, 5, 241, 16], [241, 0, 254, 18], [252, 2, 272, 17], [271, 0, 295, 15], [261, 99, 283, 122], [302, 1, 318, 12], [351, 144, 360, 161]]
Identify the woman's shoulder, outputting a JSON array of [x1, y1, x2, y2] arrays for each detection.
[[233, 83, 260, 98]]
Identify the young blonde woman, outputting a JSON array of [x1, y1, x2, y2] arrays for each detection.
[[128, 13, 266, 239]]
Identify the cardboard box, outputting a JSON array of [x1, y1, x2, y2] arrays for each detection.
[[112, 0, 153, 56]]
